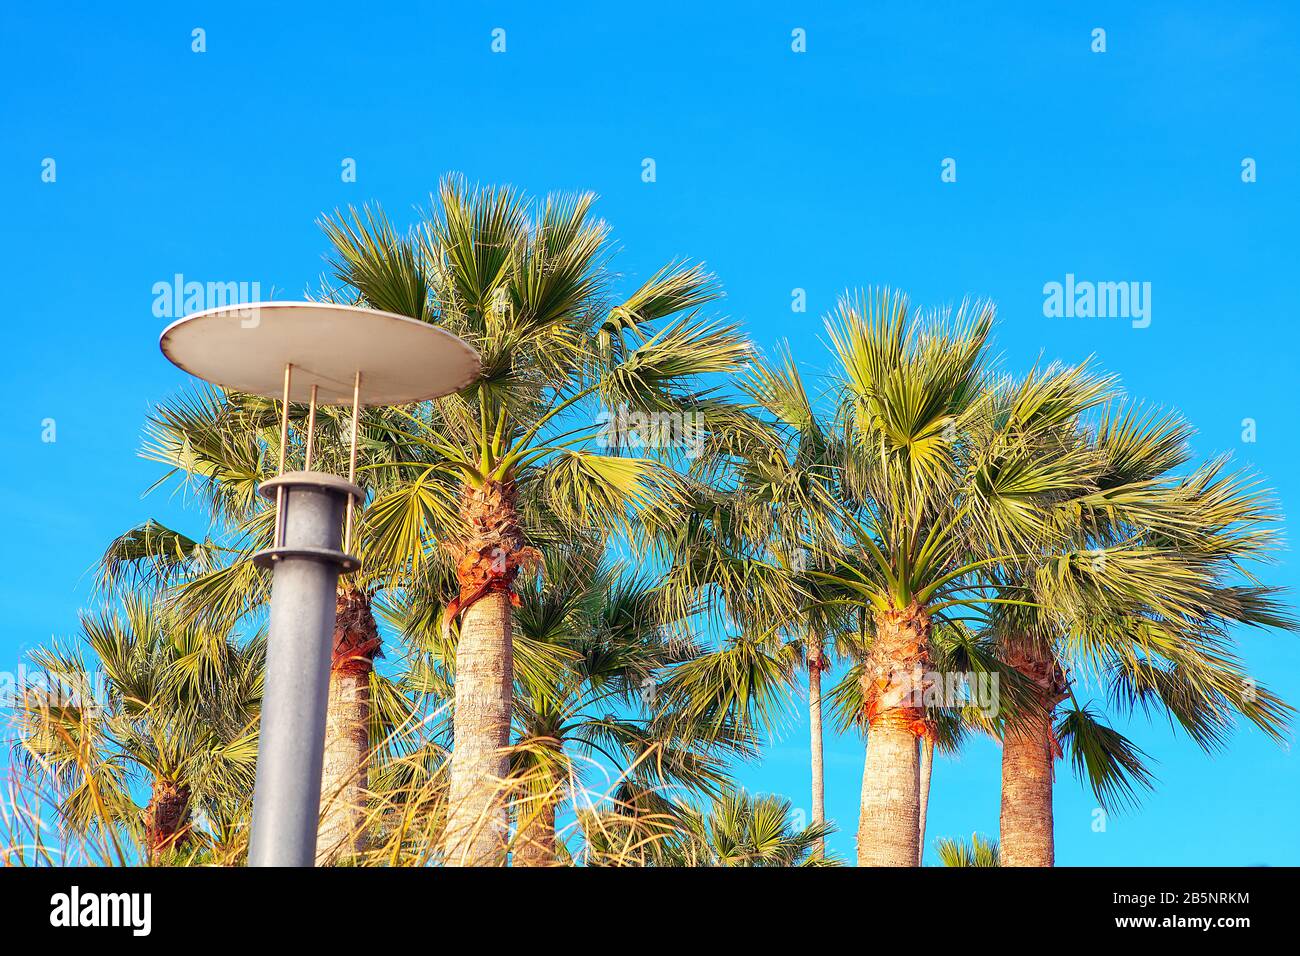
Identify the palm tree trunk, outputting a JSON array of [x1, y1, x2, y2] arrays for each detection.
[[444, 590, 515, 865], [808, 649, 825, 859], [512, 801, 557, 866], [917, 736, 934, 865], [858, 718, 920, 866], [512, 758, 560, 867], [316, 587, 381, 865], [857, 603, 932, 867], [442, 478, 536, 866], [144, 779, 191, 861], [999, 645, 1067, 867], [1000, 703, 1055, 866]]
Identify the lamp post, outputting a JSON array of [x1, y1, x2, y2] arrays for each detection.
[[160, 302, 479, 866]]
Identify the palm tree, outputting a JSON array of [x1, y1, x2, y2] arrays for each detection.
[[917, 736, 935, 864], [994, 405, 1294, 865], [316, 585, 384, 862], [17, 594, 262, 863], [103, 177, 750, 865], [507, 550, 738, 865], [317, 179, 750, 864], [814, 290, 1108, 865], [650, 483, 805, 779], [935, 833, 1000, 867], [827, 614, 1022, 865], [662, 789, 839, 866], [650, 357, 858, 859], [581, 787, 838, 866], [723, 350, 851, 857]]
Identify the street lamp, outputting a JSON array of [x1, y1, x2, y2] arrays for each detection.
[[159, 301, 479, 866]]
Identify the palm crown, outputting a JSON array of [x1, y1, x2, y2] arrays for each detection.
[[18, 595, 262, 863]]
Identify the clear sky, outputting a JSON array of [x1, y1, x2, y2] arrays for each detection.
[[2, 1, 1298, 865]]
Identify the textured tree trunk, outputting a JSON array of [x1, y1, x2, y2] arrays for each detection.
[[444, 591, 514, 865], [316, 587, 381, 865], [1000, 707, 1054, 866], [917, 736, 934, 865], [512, 798, 558, 867], [858, 719, 920, 866], [442, 479, 537, 867], [808, 648, 825, 859], [144, 778, 191, 861], [857, 603, 932, 867], [999, 644, 1067, 867], [512, 755, 560, 868]]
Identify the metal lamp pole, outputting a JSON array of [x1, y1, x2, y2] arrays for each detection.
[[248, 471, 359, 866], [158, 302, 479, 867]]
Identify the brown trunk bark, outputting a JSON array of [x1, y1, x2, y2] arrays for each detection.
[[808, 647, 825, 859], [144, 778, 191, 861], [316, 587, 381, 865], [917, 736, 934, 865], [1000, 704, 1055, 866], [999, 644, 1067, 867], [857, 603, 932, 867]]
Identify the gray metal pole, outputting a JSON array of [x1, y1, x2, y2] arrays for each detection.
[[248, 471, 360, 867]]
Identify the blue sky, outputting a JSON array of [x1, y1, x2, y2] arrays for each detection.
[[2, 1, 1298, 864]]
